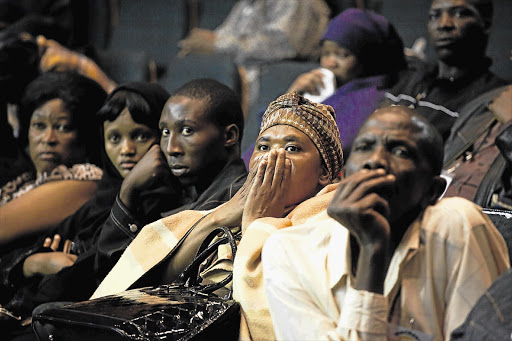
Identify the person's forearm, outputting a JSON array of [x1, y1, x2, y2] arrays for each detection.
[[0, 181, 97, 245], [119, 182, 137, 210]]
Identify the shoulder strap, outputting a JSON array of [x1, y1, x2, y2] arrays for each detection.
[[474, 154, 508, 207], [443, 86, 507, 168]]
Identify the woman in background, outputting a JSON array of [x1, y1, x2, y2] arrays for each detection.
[[0, 72, 106, 246], [0, 82, 170, 334], [288, 8, 406, 154], [243, 8, 406, 164]]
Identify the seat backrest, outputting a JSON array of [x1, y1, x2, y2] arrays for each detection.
[[242, 60, 318, 151], [159, 54, 241, 96], [108, 0, 186, 65], [483, 208, 512, 262], [196, 0, 237, 30], [95, 49, 153, 84]]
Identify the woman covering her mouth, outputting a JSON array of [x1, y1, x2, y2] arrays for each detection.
[[91, 93, 343, 341]]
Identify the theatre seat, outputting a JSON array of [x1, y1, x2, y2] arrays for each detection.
[[159, 54, 241, 96], [95, 49, 156, 84], [242, 60, 318, 151], [483, 208, 512, 262]]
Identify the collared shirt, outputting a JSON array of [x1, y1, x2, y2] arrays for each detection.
[[262, 197, 510, 340]]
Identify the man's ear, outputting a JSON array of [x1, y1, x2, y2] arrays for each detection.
[[424, 175, 447, 206], [224, 124, 239, 147], [318, 166, 331, 187]]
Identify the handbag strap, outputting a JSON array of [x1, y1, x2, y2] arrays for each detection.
[[175, 226, 241, 295], [443, 86, 507, 168], [473, 154, 507, 207]]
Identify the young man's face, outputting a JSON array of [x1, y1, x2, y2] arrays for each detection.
[[159, 96, 228, 188], [428, 0, 488, 63], [344, 109, 436, 224]]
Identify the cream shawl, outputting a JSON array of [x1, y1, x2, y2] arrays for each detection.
[[233, 183, 339, 341], [92, 209, 211, 298], [92, 183, 339, 341]]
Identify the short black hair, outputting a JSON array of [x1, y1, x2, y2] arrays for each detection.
[[172, 78, 244, 143], [96, 90, 159, 131], [371, 105, 444, 175], [469, 0, 493, 29], [19, 71, 107, 165]]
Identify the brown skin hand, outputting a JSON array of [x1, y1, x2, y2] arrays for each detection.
[[328, 108, 446, 294]]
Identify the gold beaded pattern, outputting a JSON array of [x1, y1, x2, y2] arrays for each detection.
[[259, 92, 343, 180]]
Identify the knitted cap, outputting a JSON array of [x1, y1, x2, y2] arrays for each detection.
[[260, 92, 343, 180]]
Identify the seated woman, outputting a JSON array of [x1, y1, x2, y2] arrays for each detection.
[[23, 82, 170, 272], [90, 93, 343, 340], [0, 82, 170, 330], [243, 8, 406, 164], [0, 72, 106, 246]]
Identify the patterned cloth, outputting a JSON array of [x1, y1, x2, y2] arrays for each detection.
[[260, 92, 343, 180], [91, 209, 210, 298], [0, 163, 103, 205]]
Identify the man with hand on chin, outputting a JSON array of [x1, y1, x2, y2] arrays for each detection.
[[262, 105, 509, 340], [93, 78, 247, 274], [28, 78, 248, 306]]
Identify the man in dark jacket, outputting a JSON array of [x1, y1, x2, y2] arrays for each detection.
[[383, 0, 508, 140], [443, 85, 512, 207], [441, 85, 512, 260]]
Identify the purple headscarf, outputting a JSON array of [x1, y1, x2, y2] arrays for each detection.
[[321, 8, 406, 77]]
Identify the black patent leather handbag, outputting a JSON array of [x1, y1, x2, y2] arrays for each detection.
[[32, 227, 241, 341]]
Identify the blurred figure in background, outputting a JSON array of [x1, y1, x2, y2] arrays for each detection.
[[243, 8, 406, 163], [383, 0, 508, 141], [178, 0, 331, 108]]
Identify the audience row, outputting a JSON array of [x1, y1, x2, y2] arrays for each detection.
[[0, 0, 511, 340]]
